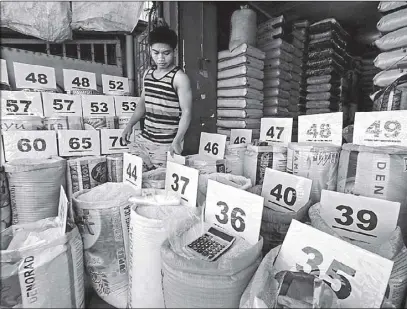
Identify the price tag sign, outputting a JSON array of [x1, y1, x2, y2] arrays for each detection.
[[13, 62, 56, 90], [198, 132, 227, 160], [2, 131, 58, 161], [1, 91, 44, 116], [1, 59, 9, 85], [114, 96, 140, 116], [167, 151, 186, 165], [81, 95, 115, 117], [58, 130, 100, 157], [100, 129, 129, 154], [260, 117, 293, 146], [165, 161, 199, 207], [274, 220, 393, 308], [42, 93, 82, 117], [319, 190, 400, 245], [353, 111, 407, 147], [123, 153, 143, 189], [230, 129, 252, 145], [102, 74, 130, 95], [298, 112, 343, 146], [63, 69, 97, 91], [205, 179, 264, 245], [261, 168, 312, 213]]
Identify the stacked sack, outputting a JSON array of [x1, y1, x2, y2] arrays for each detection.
[[373, 1, 407, 111], [306, 18, 351, 115], [217, 43, 265, 140], [360, 51, 381, 111]]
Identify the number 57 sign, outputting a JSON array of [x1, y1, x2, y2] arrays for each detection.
[[274, 220, 393, 308]]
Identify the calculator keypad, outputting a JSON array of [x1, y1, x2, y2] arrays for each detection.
[[187, 233, 227, 260]]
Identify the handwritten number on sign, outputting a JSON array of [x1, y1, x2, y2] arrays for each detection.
[[296, 246, 356, 300], [366, 120, 401, 138], [204, 142, 219, 155], [90, 102, 108, 113], [171, 173, 189, 194], [6, 100, 31, 113], [109, 136, 127, 148], [234, 137, 246, 144], [270, 184, 297, 207], [122, 102, 137, 112], [335, 205, 378, 231], [216, 202, 246, 232], [17, 138, 46, 152], [69, 137, 92, 150], [126, 164, 137, 181], [109, 80, 124, 90], [25, 73, 48, 84], [307, 124, 331, 139], [72, 77, 90, 88], [53, 99, 74, 111], [267, 126, 284, 139]]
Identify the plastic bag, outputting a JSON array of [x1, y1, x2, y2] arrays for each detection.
[[374, 70, 407, 87], [217, 98, 263, 109], [229, 6, 257, 51], [142, 168, 166, 189], [375, 27, 407, 51], [374, 48, 407, 70], [217, 109, 263, 119], [219, 43, 265, 61], [218, 55, 264, 71], [225, 143, 247, 175], [0, 170, 11, 231], [185, 154, 226, 175], [217, 65, 264, 80], [217, 88, 264, 100], [217, 76, 263, 90], [216, 118, 261, 129], [5, 157, 66, 225], [1, 218, 84, 308], [371, 74, 407, 110]]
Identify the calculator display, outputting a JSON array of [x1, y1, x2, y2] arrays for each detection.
[[208, 227, 234, 242]]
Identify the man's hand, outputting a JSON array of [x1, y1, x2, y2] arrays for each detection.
[[170, 139, 183, 155], [121, 125, 134, 144]]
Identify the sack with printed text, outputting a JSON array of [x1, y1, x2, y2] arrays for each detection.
[[1, 169, 11, 231], [371, 74, 407, 111]]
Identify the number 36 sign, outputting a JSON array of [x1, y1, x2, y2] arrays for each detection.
[[274, 220, 393, 308]]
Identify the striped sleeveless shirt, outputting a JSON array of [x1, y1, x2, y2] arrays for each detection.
[[142, 66, 181, 144]]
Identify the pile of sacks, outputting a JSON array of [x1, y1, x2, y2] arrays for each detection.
[[305, 18, 351, 115], [360, 52, 381, 111], [216, 43, 265, 140], [373, 1, 407, 111], [257, 15, 294, 118]]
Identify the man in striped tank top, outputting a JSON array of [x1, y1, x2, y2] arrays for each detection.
[[122, 25, 192, 170]]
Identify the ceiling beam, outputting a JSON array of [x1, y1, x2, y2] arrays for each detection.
[[247, 2, 273, 19]]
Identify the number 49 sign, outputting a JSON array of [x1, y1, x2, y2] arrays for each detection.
[[274, 220, 393, 308]]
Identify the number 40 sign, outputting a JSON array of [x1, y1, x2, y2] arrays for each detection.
[[274, 220, 393, 308]]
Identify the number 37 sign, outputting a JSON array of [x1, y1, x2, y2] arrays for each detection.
[[274, 220, 393, 308]]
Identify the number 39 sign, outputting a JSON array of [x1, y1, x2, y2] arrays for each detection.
[[274, 220, 393, 308], [205, 179, 264, 245]]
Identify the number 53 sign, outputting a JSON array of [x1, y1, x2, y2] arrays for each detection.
[[274, 220, 393, 308]]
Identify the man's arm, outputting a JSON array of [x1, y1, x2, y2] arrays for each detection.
[[173, 71, 192, 145]]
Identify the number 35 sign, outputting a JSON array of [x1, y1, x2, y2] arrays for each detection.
[[274, 220, 393, 308]]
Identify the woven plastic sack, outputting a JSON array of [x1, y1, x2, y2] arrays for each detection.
[[287, 143, 341, 202], [264, 78, 291, 91], [217, 128, 261, 140], [310, 18, 349, 38], [258, 15, 285, 35], [217, 88, 264, 100], [307, 58, 345, 71], [307, 66, 343, 77], [1, 170, 11, 232], [264, 68, 292, 81], [374, 70, 407, 87], [260, 38, 294, 53], [306, 100, 339, 109], [263, 97, 289, 107], [1, 116, 44, 131], [229, 6, 257, 51], [217, 65, 264, 80], [0, 218, 84, 308], [217, 109, 263, 119], [243, 144, 287, 186], [306, 92, 339, 101], [218, 55, 264, 71], [372, 75, 407, 110], [43, 116, 84, 130], [225, 143, 247, 175], [142, 168, 166, 189], [307, 83, 337, 93], [378, 8, 407, 33], [309, 202, 407, 308], [264, 58, 293, 72], [72, 183, 137, 308], [83, 116, 118, 130], [217, 98, 263, 109], [376, 27, 407, 51], [217, 77, 263, 90], [257, 28, 285, 46], [219, 43, 265, 61], [307, 74, 338, 85], [161, 219, 263, 308], [265, 48, 293, 63], [309, 48, 346, 64], [5, 157, 66, 225], [378, 1, 407, 12], [264, 87, 290, 99], [264, 106, 290, 116], [106, 154, 123, 182], [67, 156, 107, 201], [305, 108, 335, 115], [374, 48, 407, 70], [217, 118, 261, 129], [186, 154, 226, 175], [127, 202, 186, 308]]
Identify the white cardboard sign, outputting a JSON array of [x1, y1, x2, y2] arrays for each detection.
[[274, 220, 393, 308], [261, 168, 312, 213], [122, 153, 143, 189], [63, 69, 97, 91], [13, 62, 56, 90], [114, 96, 140, 116], [1, 59, 9, 86], [319, 190, 400, 245], [1, 91, 44, 116], [353, 111, 407, 147], [42, 93, 82, 117], [102, 74, 130, 95], [198, 132, 227, 160], [167, 151, 186, 165], [165, 161, 199, 207], [298, 112, 343, 146], [100, 129, 129, 154], [2, 130, 58, 161], [58, 130, 100, 157], [260, 117, 293, 146], [81, 95, 116, 117], [205, 179, 264, 245], [230, 129, 252, 145]]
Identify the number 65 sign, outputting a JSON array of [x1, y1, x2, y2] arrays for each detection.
[[274, 220, 393, 308]]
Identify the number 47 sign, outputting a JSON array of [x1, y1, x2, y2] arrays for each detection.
[[274, 220, 393, 308]]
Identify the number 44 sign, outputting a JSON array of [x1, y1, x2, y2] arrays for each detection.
[[123, 153, 143, 189], [274, 220, 393, 308]]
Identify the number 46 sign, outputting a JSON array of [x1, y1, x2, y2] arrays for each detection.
[[273, 220, 393, 308]]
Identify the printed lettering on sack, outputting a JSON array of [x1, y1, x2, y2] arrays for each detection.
[[388, 248, 407, 307], [312, 151, 339, 166], [19, 256, 42, 308], [76, 209, 100, 250], [372, 156, 390, 198], [257, 151, 273, 185], [119, 205, 131, 261]]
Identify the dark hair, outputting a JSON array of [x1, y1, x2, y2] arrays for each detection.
[[149, 26, 178, 50]]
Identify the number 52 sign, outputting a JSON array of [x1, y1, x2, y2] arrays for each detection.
[[274, 220, 393, 308]]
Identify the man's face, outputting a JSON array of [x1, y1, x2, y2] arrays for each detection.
[[150, 43, 174, 69]]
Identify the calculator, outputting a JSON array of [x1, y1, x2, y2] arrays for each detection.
[[184, 226, 236, 262]]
